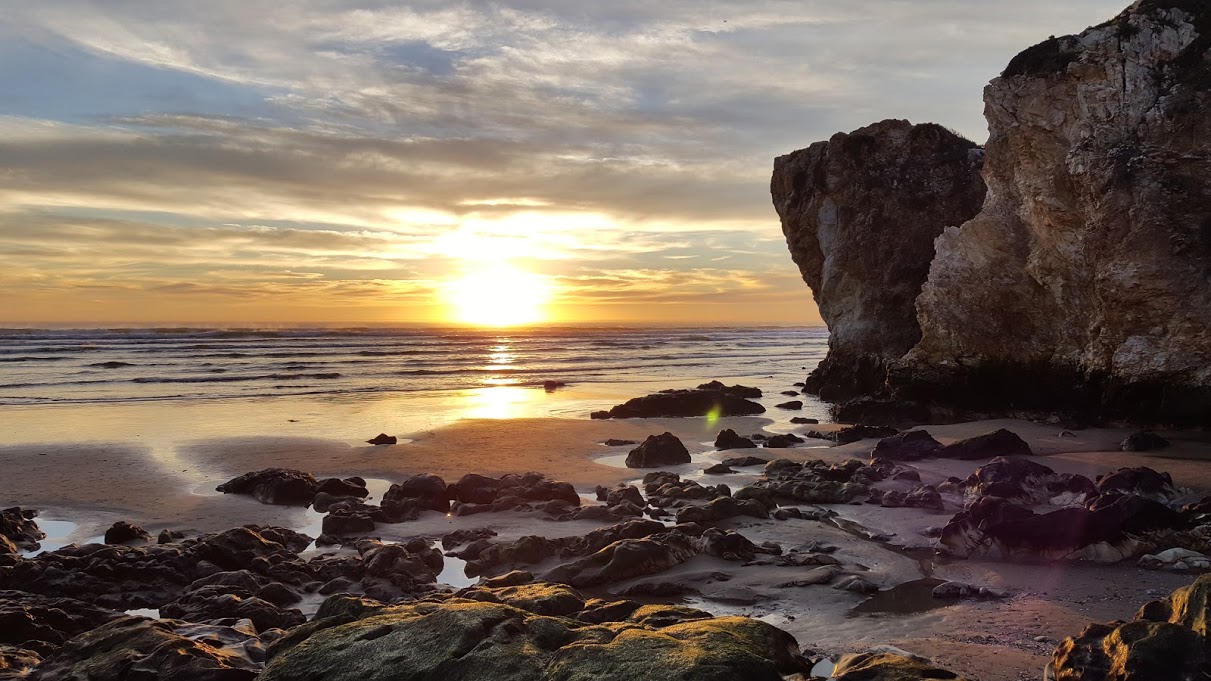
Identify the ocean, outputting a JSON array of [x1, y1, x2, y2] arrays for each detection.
[[0, 326, 831, 448]]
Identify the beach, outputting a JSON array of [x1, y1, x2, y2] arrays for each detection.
[[5, 380, 1211, 681]]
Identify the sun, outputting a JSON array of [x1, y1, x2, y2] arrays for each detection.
[[443, 263, 554, 327]]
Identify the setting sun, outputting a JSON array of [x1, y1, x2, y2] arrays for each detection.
[[443, 263, 555, 327]]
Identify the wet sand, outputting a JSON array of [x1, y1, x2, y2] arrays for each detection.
[[3, 414, 1211, 681]]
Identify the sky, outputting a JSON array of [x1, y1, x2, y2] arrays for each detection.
[[0, 1, 1128, 326]]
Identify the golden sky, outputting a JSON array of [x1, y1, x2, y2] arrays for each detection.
[[0, 1, 1125, 326]]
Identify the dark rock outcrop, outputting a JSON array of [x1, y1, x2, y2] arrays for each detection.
[[871, 430, 943, 461], [261, 597, 810, 681], [1049, 572, 1211, 680], [103, 521, 150, 545], [0, 508, 44, 553], [216, 469, 318, 506], [591, 387, 765, 419], [626, 433, 691, 468], [715, 429, 757, 450], [772, 119, 986, 402], [937, 429, 1033, 460]]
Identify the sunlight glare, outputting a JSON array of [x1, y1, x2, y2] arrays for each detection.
[[443, 264, 554, 327]]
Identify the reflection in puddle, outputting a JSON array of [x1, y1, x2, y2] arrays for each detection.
[[848, 578, 949, 617], [433, 541, 477, 588], [20, 519, 79, 557], [125, 608, 161, 619]]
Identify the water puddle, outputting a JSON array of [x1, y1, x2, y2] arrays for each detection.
[[125, 608, 161, 619], [848, 578, 949, 617], [434, 540, 476, 588], [19, 519, 80, 557]]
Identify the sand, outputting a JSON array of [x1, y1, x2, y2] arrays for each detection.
[[3, 414, 1211, 681]]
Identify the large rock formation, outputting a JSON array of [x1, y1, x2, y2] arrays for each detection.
[[772, 119, 986, 400], [776, 1, 1211, 425]]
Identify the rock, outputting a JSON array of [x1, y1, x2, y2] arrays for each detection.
[[0, 645, 41, 676], [938, 429, 1032, 460], [603, 439, 638, 447], [31, 616, 262, 680], [715, 429, 757, 450], [764, 434, 805, 449], [261, 598, 810, 681], [384, 474, 450, 513], [478, 583, 585, 617], [156, 529, 184, 544], [1053, 620, 1205, 681], [1139, 548, 1211, 572], [775, 401, 803, 410], [544, 532, 699, 587], [161, 591, 305, 633], [316, 478, 369, 498], [781, 390, 800, 397], [543, 380, 566, 392], [626, 433, 691, 468], [366, 433, 397, 445], [703, 464, 734, 475], [892, 1, 1211, 425], [834, 425, 898, 444], [0, 590, 122, 647], [1122, 431, 1172, 452], [103, 521, 150, 545], [696, 381, 763, 398], [321, 512, 375, 535], [931, 582, 1008, 600], [773, 119, 985, 402], [832, 652, 970, 680], [871, 430, 943, 461], [1095, 467, 1180, 503], [0, 507, 44, 552], [833, 575, 880, 594], [482, 570, 533, 588], [790, 417, 819, 424], [722, 456, 770, 467], [592, 387, 766, 419], [216, 468, 319, 506]]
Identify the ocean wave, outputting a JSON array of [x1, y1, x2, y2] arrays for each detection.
[[131, 372, 342, 384], [0, 356, 70, 362]]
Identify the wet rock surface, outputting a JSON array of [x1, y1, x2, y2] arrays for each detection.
[[591, 385, 765, 419], [625, 432, 691, 468], [261, 594, 811, 681], [217, 469, 320, 507]]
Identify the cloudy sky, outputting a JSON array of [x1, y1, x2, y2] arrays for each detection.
[[0, 1, 1126, 326]]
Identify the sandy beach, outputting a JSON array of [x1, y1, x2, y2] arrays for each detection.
[[4, 408, 1211, 680]]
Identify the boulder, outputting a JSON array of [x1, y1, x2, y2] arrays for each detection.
[[1121, 431, 1172, 452], [938, 429, 1032, 460], [626, 433, 691, 468], [544, 532, 699, 587], [161, 592, 305, 633], [0, 591, 122, 647], [775, 401, 803, 410], [384, 474, 450, 513], [104, 521, 150, 545], [715, 429, 757, 450], [763, 434, 805, 449], [366, 433, 397, 445], [261, 599, 810, 681], [216, 468, 318, 506], [696, 381, 763, 398], [772, 119, 986, 402], [722, 456, 770, 468], [871, 430, 943, 461]]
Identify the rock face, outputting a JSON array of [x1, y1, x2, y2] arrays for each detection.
[[1049, 572, 1211, 680], [776, 1, 1211, 425], [261, 598, 810, 681], [772, 119, 986, 401], [625, 433, 691, 469]]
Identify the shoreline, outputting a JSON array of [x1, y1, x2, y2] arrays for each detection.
[[6, 411, 1211, 680]]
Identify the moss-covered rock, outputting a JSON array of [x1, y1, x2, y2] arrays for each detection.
[[260, 599, 809, 681], [831, 652, 969, 680]]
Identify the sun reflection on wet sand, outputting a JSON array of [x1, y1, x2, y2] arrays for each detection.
[[461, 385, 544, 420]]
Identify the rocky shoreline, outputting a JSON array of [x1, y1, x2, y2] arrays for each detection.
[[5, 400, 1211, 679]]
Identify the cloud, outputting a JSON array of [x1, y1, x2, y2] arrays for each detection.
[[0, 0, 1130, 323]]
